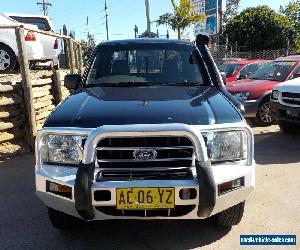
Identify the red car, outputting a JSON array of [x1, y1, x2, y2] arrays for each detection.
[[226, 55, 300, 126], [219, 59, 269, 84]]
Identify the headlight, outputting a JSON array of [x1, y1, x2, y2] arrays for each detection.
[[204, 131, 247, 163], [272, 90, 279, 100], [43, 135, 83, 164], [234, 92, 250, 103]]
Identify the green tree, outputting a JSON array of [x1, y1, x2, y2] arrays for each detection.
[[223, 0, 241, 24], [280, 0, 300, 51], [157, 0, 205, 39], [80, 33, 96, 66], [280, 0, 300, 28], [224, 6, 296, 51]]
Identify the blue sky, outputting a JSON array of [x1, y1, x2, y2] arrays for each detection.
[[1, 0, 291, 42]]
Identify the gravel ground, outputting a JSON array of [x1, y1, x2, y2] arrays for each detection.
[[0, 125, 299, 250], [0, 141, 31, 160]]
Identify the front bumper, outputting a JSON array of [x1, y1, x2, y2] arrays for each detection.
[[35, 123, 255, 220], [25, 41, 43, 61], [270, 101, 300, 125], [243, 100, 259, 118], [36, 162, 255, 220]]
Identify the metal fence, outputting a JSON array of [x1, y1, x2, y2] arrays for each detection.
[[209, 44, 295, 66]]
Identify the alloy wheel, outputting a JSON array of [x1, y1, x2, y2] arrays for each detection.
[[0, 49, 11, 71], [258, 102, 274, 124]]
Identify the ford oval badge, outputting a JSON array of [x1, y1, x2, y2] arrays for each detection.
[[133, 149, 158, 161]]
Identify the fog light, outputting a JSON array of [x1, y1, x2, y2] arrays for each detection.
[[46, 181, 72, 199], [179, 188, 197, 200], [218, 177, 244, 196]]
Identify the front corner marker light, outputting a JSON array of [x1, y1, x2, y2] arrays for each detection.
[[218, 177, 244, 196], [46, 181, 72, 199]]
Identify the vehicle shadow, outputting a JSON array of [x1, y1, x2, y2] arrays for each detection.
[[51, 219, 231, 250], [0, 154, 231, 250], [254, 130, 300, 165]]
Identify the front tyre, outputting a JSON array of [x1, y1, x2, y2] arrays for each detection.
[[255, 99, 275, 126], [279, 121, 300, 134], [48, 207, 82, 230], [215, 202, 245, 227]]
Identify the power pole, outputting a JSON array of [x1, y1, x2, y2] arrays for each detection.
[[134, 25, 138, 38], [105, 0, 109, 41], [37, 0, 52, 16], [145, 0, 151, 32], [86, 16, 90, 37], [216, 0, 219, 45]]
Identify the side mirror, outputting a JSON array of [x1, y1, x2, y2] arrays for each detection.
[[220, 72, 227, 85], [238, 74, 247, 80], [64, 74, 81, 90], [294, 72, 300, 79]]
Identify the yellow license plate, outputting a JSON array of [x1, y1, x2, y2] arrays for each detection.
[[116, 187, 175, 210]]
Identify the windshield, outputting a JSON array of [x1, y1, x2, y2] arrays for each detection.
[[85, 43, 203, 86], [249, 61, 296, 81], [219, 63, 242, 78]]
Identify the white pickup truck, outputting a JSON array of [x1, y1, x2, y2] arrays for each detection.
[[270, 77, 300, 134], [0, 13, 59, 73]]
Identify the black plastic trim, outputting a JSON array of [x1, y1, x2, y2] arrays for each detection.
[[195, 160, 216, 217], [74, 162, 96, 220]]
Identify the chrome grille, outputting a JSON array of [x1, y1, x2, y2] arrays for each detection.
[[96, 136, 194, 171], [282, 92, 300, 106], [96, 168, 193, 181]]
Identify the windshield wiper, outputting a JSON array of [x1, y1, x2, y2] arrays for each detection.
[[86, 82, 154, 87], [160, 81, 203, 86], [248, 77, 261, 80]]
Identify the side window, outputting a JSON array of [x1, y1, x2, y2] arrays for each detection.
[[240, 63, 258, 77]]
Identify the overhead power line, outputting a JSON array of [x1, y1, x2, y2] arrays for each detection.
[[37, 0, 52, 16]]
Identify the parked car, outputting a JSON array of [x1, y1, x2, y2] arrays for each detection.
[[0, 14, 43, 73], [226, 55, 300, 126], [4, 13, 59, 68], [35, 36, 255, 230], [270, 77, 300, 133], [0, 13, 59, 72], [219, 59, 269, 84]]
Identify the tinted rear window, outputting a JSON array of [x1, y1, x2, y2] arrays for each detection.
[[9, 16, 51, 31]]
